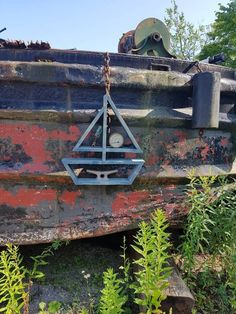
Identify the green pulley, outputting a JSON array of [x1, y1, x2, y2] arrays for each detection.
[[118, 18, 175, 58]]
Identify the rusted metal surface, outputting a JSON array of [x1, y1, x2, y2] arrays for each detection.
[[27, 41, 51, 50], [0, 48, 235, 79], [0, 117, 235, 244], [0, 53, 235, 244], [0, 120, 234, 176], [1, 40, 26, 49], [0, 40, 50, 49], [0, 181, 188, 244]]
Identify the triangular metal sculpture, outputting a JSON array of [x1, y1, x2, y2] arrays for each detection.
[[62, 94, 144, 185]]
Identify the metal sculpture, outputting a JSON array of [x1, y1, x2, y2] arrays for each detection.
[[62, 53, 144, 185]]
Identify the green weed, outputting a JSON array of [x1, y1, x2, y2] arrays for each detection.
[[180, 174, 217, 275], [99, 268, 127, 314], [180, 174, 236, 312], [0, 240, 67, 314], [0, 244, 27, 314], [132, 209, 172, 314], [38, 301, 62, 314]]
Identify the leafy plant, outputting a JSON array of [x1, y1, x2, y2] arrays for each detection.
[[180, 174, 236, 312], [225, 240, 236, 309], [180, 174, 217, 275], [30, 240, 66, 280], [0, 244, 27, 314], [132, 209, 172, 314], [38, 300, 62, 314], [119, 236, 131, 311], [99, 268, 127, 314], [58, 302, 90, 314], [0, 240, 67, 314]]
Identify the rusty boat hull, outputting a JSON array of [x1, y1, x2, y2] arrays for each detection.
[[0, 49, 236, 244]]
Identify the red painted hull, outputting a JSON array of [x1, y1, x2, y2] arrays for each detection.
[[0, 51, 235, 244]]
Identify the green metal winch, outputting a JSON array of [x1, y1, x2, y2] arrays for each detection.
[[118, 17, 175, 58]]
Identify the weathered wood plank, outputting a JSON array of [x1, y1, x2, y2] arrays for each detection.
[[162, 259, 194, 314]]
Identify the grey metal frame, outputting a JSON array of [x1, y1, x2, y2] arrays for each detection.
[[62, 94, 145, 185], [73, 94, 143, 154], [62, 158, 144, 185]]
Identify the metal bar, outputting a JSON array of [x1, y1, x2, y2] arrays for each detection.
[[62, 158, 145, 165], [74, 147, 141, 153], [73, 108, 104, 151], [128, 161, 145, 184], [61, 157, 145, 185], [106, 94, 143, 153], [102, 95, 108, 161], [75, 147, 103, 152]]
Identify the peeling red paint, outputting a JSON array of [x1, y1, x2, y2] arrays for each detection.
[[0, 123, 81, 173], [60, 190, 82, 207], [125, 153, 136, 159], [152, 194, 164, 203], [112, 191, 149, 215], [200, 145, 211, 160], [220, 137, 229, 146], [0, 187, 56, 207], [174, 130, 186, 142], [147, 154, 159, 166]]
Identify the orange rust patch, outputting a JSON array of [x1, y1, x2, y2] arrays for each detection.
[[112, 191, 149, 215], [0, 187, 56, 207]]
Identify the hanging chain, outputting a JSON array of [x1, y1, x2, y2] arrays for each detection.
[[103, 52, 112, 135], [103, 52, 111, 95]]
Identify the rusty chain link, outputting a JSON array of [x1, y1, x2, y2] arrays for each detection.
[[103, 52, 111, 94]]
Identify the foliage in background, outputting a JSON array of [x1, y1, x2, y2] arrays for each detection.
[[180, 174, 236, 312], [164, 0, 208, 60], [132, 209, 172, 314], [198, 0, 236, 68]]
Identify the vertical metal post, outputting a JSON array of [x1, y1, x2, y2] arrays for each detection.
[[102, 95, 108, 161], [192, 72, 221, 128]]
